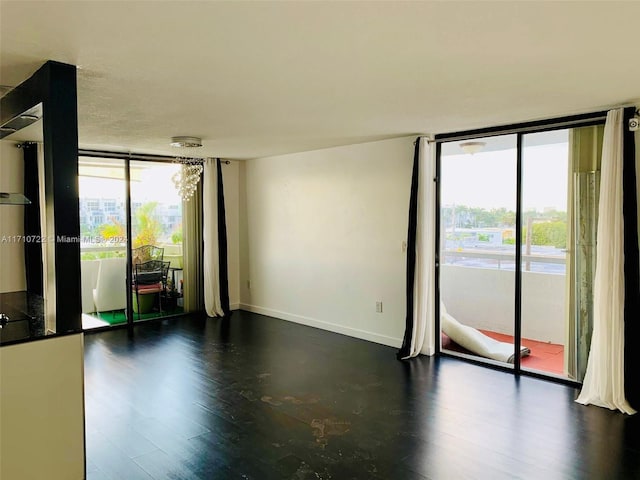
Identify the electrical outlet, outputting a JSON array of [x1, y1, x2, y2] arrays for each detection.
[[376, 301, 383, 313]]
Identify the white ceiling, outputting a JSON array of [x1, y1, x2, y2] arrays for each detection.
[[1, 1, 639, 159]]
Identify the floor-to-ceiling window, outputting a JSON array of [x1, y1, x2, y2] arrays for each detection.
[[437, 117, 604, 382], [439, 135, 517, 370], [520, 130, 570, 377], [79, 157, 128, 328], [80, 156, 187, 329], [130, 160, 183, 322]]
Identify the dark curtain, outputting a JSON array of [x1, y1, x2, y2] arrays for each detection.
[[23, 143, 43, 296], [623, 107, 639, 408], [217, 159, 230, 316], [397, 138, 420, 360]]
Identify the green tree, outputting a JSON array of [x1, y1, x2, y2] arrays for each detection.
[[171, 225, 183, 245], [499, 209, 516, 226], [443, 204, 568, 248], [532, 221, 566, 249], [133, 202, 162, 248], [99, 218, 125, 241]]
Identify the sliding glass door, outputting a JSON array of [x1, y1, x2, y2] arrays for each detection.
[[439, 135, 517, 368], [130, 161, 183, 322], [79, 157, 187, 329], [520, 130, 569, 377], [520, 126, 601, 381], [79, 157, 128, 328], [438, 123, 603, 382]]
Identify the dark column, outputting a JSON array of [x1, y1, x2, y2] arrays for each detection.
[[623, 107, 639, 409], [1, 61, 81, 333]]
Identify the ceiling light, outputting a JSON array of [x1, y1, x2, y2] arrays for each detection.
[[170, 136, 202, 148], [169, 136, 204, 200], [460, 141, 486, 155]]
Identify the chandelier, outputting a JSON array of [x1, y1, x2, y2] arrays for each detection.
[[171, 157, 203, 201], [170, 136, 204, 201]]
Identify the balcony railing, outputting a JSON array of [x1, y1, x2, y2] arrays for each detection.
[[440, 249, 567, 345], [80, 244, 183, 315], [443, 249, 566, 274]]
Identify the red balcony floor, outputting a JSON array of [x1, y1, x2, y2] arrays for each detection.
[[442, 330, 564, 376]]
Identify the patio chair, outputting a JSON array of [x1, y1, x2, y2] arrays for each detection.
[[132, 260, 170, 318], [132, 245, 164, 266], [92, 257, 127, 314]]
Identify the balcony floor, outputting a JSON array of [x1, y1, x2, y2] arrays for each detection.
[[82, 307, 185, 330], [442, 330, 564, 376]]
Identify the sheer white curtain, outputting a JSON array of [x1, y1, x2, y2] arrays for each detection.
[[398, 137, 436, 359], [576, 109, 636, 414], [202, 158, 224, 317]]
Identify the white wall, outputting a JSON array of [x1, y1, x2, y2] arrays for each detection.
[[235, 114, 638, 350], [222, 161, 241, 308], [240, 136, 414, 347], [440, 265, 566, 344], [0, 140, 26, 293], [0, 334, 86, 480]]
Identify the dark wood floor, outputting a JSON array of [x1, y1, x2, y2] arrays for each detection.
[[84, 310, 640, 480]]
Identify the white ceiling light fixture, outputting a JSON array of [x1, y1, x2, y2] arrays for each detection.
[[170, 136, 203, 148], [459, 141, 486, 155]]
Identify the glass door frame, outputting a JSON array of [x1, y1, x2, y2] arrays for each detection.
[[79, 150, 195, 332], [433, 111, 607, 386]]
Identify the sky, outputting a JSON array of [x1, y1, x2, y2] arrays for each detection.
[[441, 141, 569, 211], [79, 163, 182, 204], [79, 138, 570, 212]]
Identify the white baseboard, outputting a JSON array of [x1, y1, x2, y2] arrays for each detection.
[[230, 303, 240, 311], [238, 303, 403, 349]]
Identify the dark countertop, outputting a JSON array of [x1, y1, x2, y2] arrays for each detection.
[[0, 291, 47, 345]]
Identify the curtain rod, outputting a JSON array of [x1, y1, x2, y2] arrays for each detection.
[[430, 116, 607, 143], [77, 148, 231, 164], [430, 113, 608, 144], [415, 110, 613, 145], [414, 107, 635, 145]]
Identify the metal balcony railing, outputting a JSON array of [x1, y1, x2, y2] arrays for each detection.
[[443, 249, 566, 274]]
